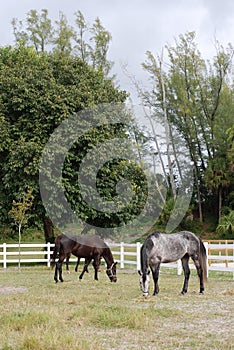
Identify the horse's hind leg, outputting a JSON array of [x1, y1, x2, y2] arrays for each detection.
[[58, 260, 64, 282], [181, 254, 190, 295], [93, 256, 100, 281], [54, 262, 59, 283], [191, 255, 204, 294]]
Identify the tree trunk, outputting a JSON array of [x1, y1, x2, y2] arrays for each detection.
[[43, 216, 55, 243], [159, 54, 177, 199], [218, 185, 222, 222], [194, 162, 203, 223]]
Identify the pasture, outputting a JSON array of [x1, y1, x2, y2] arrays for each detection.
[[0, 266, 233, 350]]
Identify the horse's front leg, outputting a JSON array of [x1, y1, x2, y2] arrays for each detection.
[[65, 254, 70, 274], [151, 263, 160, 296], [181, 255, 190, 294], [93, 256, 100, 280], [75, 257, 80, 272], [79, 258, 91, 280]]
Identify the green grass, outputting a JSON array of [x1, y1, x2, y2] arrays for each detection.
[[0, 267, 233, 350]]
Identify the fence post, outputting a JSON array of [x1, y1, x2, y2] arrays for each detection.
[[204, 242, 209, 279], [136, 242, 141, 271], [225, 240, 228, 268], [120, 242, 124, 269], [3, 243, 7, 269], [47, 242, 51, 267], [233, 243, 234, 280]]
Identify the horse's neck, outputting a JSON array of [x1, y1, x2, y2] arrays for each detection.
[[102, 249, 114, 267]]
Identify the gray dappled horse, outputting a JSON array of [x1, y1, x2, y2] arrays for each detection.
[[138, 231, 207, 296]]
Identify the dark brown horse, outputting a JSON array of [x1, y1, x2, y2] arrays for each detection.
[[51, 234, 117, 283]]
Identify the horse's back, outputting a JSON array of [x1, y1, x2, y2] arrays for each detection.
[[59, 234, 108, 258], [145, 231, 200, 263]]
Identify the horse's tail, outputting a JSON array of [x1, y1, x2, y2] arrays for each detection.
[[50, 235, 61, 269], [199, 239, 208, 282]]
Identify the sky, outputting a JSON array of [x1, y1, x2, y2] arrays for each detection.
[[1, 0, 234, 99]]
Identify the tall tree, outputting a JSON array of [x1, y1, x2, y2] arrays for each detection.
[[0, 45, 127, 242], [53, 12, 75, 55], [141, 31, 234, 224], [12, 9, 114, 77], [12, 9, 53, 53]]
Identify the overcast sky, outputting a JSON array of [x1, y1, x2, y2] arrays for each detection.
[[1, 0, 234, 99]]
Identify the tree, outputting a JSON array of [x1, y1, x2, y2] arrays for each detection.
[[12, 9, 114, 77], [141, 32, 234, 225], [0, 44, 127, 242], [89, 17, 113, 76], [53, 12, 75, 55], [12, 9, 53, 53], [8, 189, 34, 270]]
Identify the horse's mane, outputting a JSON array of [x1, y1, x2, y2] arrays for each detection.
[[102, 246, 114, 264], [140, 236, 154, 280]]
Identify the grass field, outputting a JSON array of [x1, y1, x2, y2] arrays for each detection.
[[0, 266, 233, 350]]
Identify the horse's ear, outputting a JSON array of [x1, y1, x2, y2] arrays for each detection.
[[138, 270, 142, 276], [114, 262, 118, 266]]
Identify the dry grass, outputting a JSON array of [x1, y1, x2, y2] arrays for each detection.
[[0, 266, 233, 350]]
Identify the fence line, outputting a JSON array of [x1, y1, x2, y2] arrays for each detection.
[[0, 241, 233, 278]]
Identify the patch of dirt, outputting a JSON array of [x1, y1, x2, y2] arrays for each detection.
[[222, 287, 234, 296], [0, 286, 28, 294]]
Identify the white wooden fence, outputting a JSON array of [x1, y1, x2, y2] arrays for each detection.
[[0, 241, 234, 278]]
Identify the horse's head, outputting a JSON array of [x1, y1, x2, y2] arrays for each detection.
[[106, 262, 117, 282], [138, 270, 150, 296]]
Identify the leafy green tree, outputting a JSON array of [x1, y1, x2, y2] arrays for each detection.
[[53, 12, 75, 55], [8, 189, 34, 269], [0, 44, 127, 242], [12, 9, 113, 77], [12, 9, 53, 53]]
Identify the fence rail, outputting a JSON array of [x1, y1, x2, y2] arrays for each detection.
[[0, 241, 233, 278]]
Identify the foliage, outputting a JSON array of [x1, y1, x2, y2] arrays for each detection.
[[8, 189, 34, 230], [216, 210, 234, 238], [0, 43, 127, 242], [8, 189, 34, 269], [141, 31, 234, 230], [12, 9, 113, 77]]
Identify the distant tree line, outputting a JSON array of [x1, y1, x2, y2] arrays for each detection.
[[140, 32, 234, 236]]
